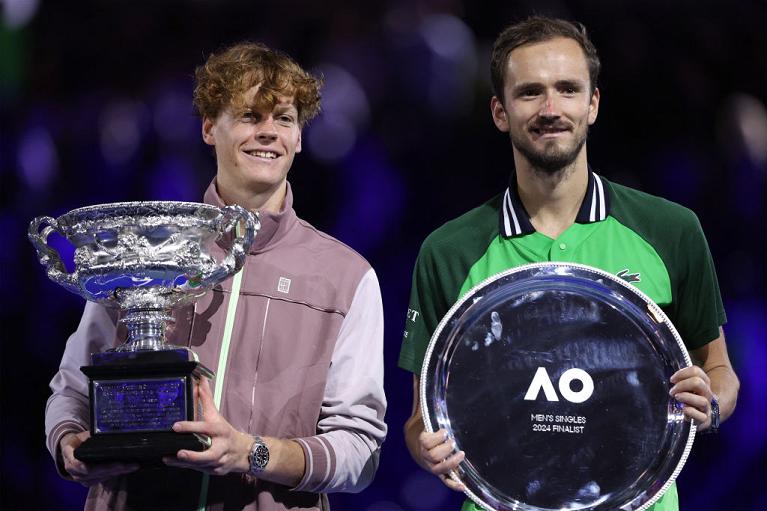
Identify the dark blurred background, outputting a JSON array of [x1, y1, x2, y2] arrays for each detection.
[[2, 0, 766, 510]]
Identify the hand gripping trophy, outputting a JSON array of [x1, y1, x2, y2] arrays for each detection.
[[29, 200, 259, 463]]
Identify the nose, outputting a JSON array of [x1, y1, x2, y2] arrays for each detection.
[[255, 116, 278, 142], [539, 93, 561, 119]]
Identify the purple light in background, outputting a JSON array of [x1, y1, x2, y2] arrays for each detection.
[[2, 0, 40, 29], [364, 501, 405, 511], [0, 214, 21, 294], [726, 301, 767, 434], [306, 114, 357, 163], [306, 64, 370, 163], [17, 125, 58, 190], [400, 469, 451, 510], [148, 156, 197, 201], [419, 14, 477, 117], [99, 100, 147, 167], [420, 14, 474, 61], [652, 150, 702, 207], [331, 138, 405, 254], [43, 461, 87, 510], [719, 94, 767, 159], [153, 83, 197, 144], [718, 94, 767, 218], [317, 65, 370, 127]]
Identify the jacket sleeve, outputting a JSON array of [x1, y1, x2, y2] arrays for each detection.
[[292, 268, 387, 494], [45, 301, 119, 477]]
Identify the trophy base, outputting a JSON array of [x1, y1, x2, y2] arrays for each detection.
[[75, 431, 211, 464], [78, 348, 215, 465]]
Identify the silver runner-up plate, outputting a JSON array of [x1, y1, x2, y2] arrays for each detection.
[[421, 262, 695, 511]]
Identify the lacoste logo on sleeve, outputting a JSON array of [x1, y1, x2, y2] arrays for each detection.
[[277, 277, 291, 293], [616, 269, 641, 283], [406, 308, 420, 322]]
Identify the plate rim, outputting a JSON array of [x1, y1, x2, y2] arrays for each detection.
[[419, 261, 696, 511]]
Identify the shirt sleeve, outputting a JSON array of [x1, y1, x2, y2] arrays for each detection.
[[398, 238, 452, 374], [292, 268, 387, 494], [671, 211, 726, 350], [45, 301, 119, 477]]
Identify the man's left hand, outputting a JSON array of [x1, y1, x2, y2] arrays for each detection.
[[669, 366, 714, 430], [163, 377, 252, 475]]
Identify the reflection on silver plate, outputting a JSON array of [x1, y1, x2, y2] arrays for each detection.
[[421, 262, 695, 511]]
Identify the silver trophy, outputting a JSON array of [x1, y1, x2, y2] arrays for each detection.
[[422, 262, 695, 511], [29, 201, 259, 463]]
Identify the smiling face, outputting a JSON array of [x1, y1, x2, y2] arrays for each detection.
[[491, 37, 599, 174], [202, 85, 302, 210]]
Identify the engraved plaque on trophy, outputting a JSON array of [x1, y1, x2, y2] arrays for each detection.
[[421, 262, 695, 511], [29, 201, 259, 463]]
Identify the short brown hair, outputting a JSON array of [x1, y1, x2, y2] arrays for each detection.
[[193, 42, 322, 126], [490, 16, 601, 101]]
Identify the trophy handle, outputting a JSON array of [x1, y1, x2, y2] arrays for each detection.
[[28, 216, 80, 295], [193, 205, 259, 288]]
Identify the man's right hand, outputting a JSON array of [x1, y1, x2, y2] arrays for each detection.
[[417, 428, 466, 492], [405, 375, 466, 492], [60, 431, 139, 486]]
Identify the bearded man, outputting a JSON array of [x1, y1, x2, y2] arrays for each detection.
[[399, 16, 739, 511]]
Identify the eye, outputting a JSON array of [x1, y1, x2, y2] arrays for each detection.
[[558, 83, 582, 96], [241, 111, 258, 122], [277, 114, 296, 124], [517, 87, 541, 99]]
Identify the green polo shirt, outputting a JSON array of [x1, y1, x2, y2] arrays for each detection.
[[399, 171, 726, 511]]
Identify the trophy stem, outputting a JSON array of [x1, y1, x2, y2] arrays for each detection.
[[120, 310, 175, 351]]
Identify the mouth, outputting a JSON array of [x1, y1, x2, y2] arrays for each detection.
[[530, 125, 571, 138], [243, 149, 280, 160]]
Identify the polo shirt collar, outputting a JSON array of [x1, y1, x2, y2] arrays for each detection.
[[500, 168, 610, 238]]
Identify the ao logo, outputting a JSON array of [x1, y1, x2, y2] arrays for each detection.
[[524, 367, 594, 404]]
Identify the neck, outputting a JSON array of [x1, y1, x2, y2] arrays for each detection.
[[216, 177, 287, 213], [513, 149, 589, 239]]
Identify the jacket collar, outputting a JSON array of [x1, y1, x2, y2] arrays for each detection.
[[203, 179, 297, 253], [500, 168, 610, 238]]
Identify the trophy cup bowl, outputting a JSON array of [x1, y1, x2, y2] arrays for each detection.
[[29, 201, 259, 463]]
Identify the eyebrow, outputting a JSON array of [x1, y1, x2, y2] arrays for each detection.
[[273, 103, 298, 113], [512, 79, 586, 94], [554, 79, 585, 90]]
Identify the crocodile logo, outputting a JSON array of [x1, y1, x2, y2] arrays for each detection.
[[616, 269, 641, 283]]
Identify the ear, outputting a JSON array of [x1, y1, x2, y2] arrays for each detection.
[[202, 117, 216, 146], [296, 130, 302, 154], [491, 96, 510, 133], [588, 88, 600, 125]]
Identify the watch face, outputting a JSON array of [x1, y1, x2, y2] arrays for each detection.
[[251, 441, 269, 471], [421, 262, 696, 511], [255, 444, 269, 468]]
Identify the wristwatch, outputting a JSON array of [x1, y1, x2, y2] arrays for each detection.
[[248, 436, 270, 474], [707, 395, 720, 434], [700, 395, 720, 434]]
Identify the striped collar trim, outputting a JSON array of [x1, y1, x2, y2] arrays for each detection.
[[500, 170, 610, 238]]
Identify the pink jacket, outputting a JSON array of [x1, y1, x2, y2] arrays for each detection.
[[45, 181, 387, 510]]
